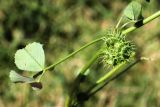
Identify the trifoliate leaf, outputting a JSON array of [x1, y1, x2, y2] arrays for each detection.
[[15, 42, 45, 72], [123, 1, 142, 21], [9, 70, 34, 83]]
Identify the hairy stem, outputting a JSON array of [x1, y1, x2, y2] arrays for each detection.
[[96, 62, 127, 84], [44, 37, 105, 71], [66, 51, 101, 107], [116, 16, 123, 29], [88, 59, 139, 97], [79, 51, 100, 75], [122, 10, 160, 35]]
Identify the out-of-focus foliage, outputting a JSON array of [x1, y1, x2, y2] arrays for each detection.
[[0, 0, 54, 41], [0, 0, 160, 107], [123, 1, 142, 21]]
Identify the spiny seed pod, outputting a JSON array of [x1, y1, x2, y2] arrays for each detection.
[[100, 29, 135, 66]]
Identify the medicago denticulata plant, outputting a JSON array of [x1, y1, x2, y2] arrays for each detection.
[[9, 1, 160, 107]]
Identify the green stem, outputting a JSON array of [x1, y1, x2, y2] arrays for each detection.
[[38, 37, 104, 82], [88, 59, 139, 97], [79, 51, 100, 75], [37, 70, 45, 82], [116, 16, 123, 29], [121, 20, 135, 29], [44, 37, 105, 71], [66, 51, 101, 107], [96, 62, 127, 84], [122, 10, 160, 35]]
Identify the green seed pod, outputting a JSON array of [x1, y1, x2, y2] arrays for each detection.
[[100, 29, 135, 66]]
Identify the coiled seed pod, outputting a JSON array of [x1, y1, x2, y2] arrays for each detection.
[[100, 29, 135, 66]]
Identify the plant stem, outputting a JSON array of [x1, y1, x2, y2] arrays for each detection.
[[44, 37, 105, 71], [120, 20, 135, 29], [38, 37, 104, 82], [88, 59, 140, 97], [66, 51, 101, 107], [116, 16, 123, 29], [122, 10, 160, 35], [79, 51, 100, 75], [96, 62, 127, 84]]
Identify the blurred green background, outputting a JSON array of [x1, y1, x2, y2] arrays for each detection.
[[0, 0, 160, 107]]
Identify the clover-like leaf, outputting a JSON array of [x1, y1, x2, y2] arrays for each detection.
[[123, 1, 142, 21], [15, 42, 45, 72], [9, 70, 34, 83]]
